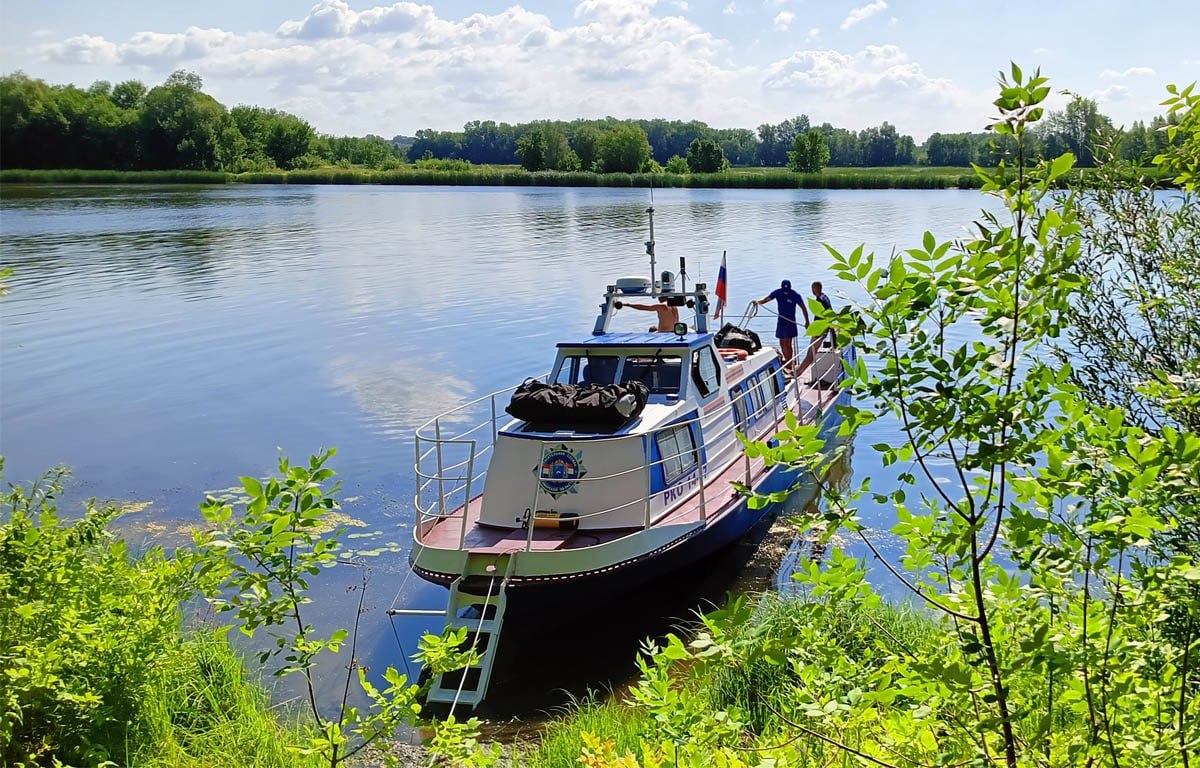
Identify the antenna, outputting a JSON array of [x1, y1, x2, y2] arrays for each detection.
[[645, 204, 656, 295]]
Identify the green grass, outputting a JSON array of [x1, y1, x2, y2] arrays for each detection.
[[520, 695, 647, 768], [134, 630, 319, 768], [703, 594, 937, 734], [516, 593, 941, 767]]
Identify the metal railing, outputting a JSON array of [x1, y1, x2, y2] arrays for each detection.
[[413, 354, 844, 553]]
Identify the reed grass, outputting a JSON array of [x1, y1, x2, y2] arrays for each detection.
[[0, 169, 230, 184], [703, 594, 937, 734], [4, 165, 1172, 190], [132, 629, 320, 768]]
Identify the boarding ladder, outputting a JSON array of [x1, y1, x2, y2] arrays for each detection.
[[420, 551, 515, 709]]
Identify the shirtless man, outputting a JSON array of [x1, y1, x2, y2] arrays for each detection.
[[618, 296, 680, 332]]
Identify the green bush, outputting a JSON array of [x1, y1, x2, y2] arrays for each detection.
[[289, 153, 327, 170], [0, 465, 191, 766], [414, 157, 472, 171]]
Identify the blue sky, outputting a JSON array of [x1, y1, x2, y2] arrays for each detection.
[[2, 0, 1195, 140]]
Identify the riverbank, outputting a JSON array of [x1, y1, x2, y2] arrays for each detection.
[[1, 164, 1176, 190], [0, 165, 979, 189]]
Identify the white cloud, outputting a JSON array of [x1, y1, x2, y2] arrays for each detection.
[[723, 2, 737, 14], [762, 44, 981, 136], [41, 34, 119, 65], [673, 1, 690, 10], [1099, 66, 1155, 79], [841, 0, 887, 30], [1094, 84, 1130, 102], [25, 2, 980, 139], [773, 11, 794, 31], [1032, 47, 1050, 54]]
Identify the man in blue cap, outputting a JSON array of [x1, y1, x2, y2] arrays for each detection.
[[754, 279, 810, 374]]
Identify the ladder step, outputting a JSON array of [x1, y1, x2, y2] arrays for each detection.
[[426, 554, 514, 709], [452, 602, 500, 621], [426, 687, 484, 706]]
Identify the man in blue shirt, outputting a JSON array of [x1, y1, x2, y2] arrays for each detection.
[[754, 280, 810, 374]]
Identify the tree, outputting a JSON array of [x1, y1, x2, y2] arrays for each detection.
[[595, 124, 652, 173], [1159, 82, 1200, 187], [111, 80, 146, 110], [406, 128, 462, 161], [787, 130, 830, 173], [1119, 120, 1152, 164], [462, 119, 519, 164], [861, 121, 899, 165], [751, 65, 1199, 767], [262, 110, 315, 169], [516, 127, 546, 171], [665, 155, 689, 174], [1039, 95, 1113, 167], [685, 137, 726, 173], [817, 124, 864, 166], [570, 125, 602, 171], [716, 128, 757, 166], [138, 70, 226, 170], [1055, 141, 1200, 434]]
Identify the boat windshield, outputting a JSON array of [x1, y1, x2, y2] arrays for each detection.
[[621, 355, 683, 394], [554, 355, 620, 385]]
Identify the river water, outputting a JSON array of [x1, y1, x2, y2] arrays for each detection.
[[0, 183, 999, 712]]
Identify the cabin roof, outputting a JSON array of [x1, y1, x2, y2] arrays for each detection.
[[559, 332, 714, 350]]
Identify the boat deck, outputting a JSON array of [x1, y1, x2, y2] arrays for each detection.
[[417, 374, 836, 556]]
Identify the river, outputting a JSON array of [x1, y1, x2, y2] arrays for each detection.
[[0, 183, 1000, 713]]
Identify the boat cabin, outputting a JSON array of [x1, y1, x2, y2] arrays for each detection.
[[478, 331, 785, 531]]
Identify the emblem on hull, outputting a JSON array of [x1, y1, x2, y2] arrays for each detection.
[[534, 444, 587, 498]]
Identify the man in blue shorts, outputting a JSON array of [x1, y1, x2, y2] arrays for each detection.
[[754, 279, 810, 374]]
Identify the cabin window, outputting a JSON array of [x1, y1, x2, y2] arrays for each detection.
[[731, 385, 746, 430], [691, 347, 721, 398], [554, 355, 619, 385], [656, 424, 698, 484], [746, 374, 767, 420], [620, 355, 683, 394]]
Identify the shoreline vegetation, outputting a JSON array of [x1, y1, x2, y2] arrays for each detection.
[[0, 164, 1175, 190]]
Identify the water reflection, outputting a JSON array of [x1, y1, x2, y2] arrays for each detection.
[[329, 356, 474, 436]]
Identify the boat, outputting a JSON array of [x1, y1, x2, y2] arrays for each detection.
[[402, 206, 854, 708]]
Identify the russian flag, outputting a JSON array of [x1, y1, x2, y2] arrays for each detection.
[[713, 251, 728, 320]]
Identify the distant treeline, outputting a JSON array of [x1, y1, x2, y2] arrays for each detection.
[[0, 69, 1183, 173]]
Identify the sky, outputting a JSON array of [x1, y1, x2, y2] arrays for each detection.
[[1, 0, 1196, 141]]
